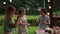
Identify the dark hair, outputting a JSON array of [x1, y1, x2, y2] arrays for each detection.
[[18, 7, 25, 14], [5, 5, 16, 20], [41, 8, 47, 14], [5, 5, 16, 15]]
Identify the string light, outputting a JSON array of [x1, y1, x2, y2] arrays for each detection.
[[3, 2, 6, 5], [49, 6, 51, 9], [48, 0, 50, 2], [9, 0, 12, 2]]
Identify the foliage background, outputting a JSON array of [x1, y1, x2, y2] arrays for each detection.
[[0, 0, 60, 15]]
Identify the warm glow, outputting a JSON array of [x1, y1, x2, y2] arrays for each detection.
[[47, 12, 50, 15], [3, 2, 6, 4], [48, 0, 50, 2], [49, 6, 51, 9], [9, 0, 12, 2]]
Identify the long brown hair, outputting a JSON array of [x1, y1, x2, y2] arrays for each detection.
[[17, 7, 25, 18], [18, 7, 25, 15], [5, 5, 16, 21], [16, 7, 25, 24]]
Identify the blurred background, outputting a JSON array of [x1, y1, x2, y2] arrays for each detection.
[[0, 0, 60, 34]]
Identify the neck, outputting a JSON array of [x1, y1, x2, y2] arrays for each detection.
[[42, 15, 45, 17], [20, 14, 24, 17]]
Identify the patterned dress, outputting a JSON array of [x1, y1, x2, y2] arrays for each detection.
[[18, 15, 28, 34], [3, 18, 15, 34]]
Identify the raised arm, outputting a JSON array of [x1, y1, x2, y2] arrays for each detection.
[[10, 15, 19, 28]]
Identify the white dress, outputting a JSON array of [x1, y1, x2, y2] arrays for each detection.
[[18, 15, 28, 34]]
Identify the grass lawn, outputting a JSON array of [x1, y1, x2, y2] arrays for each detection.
[[0, 26, 39, 34], [0, 15, 38, 20], [0, 15, 39, 34]]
